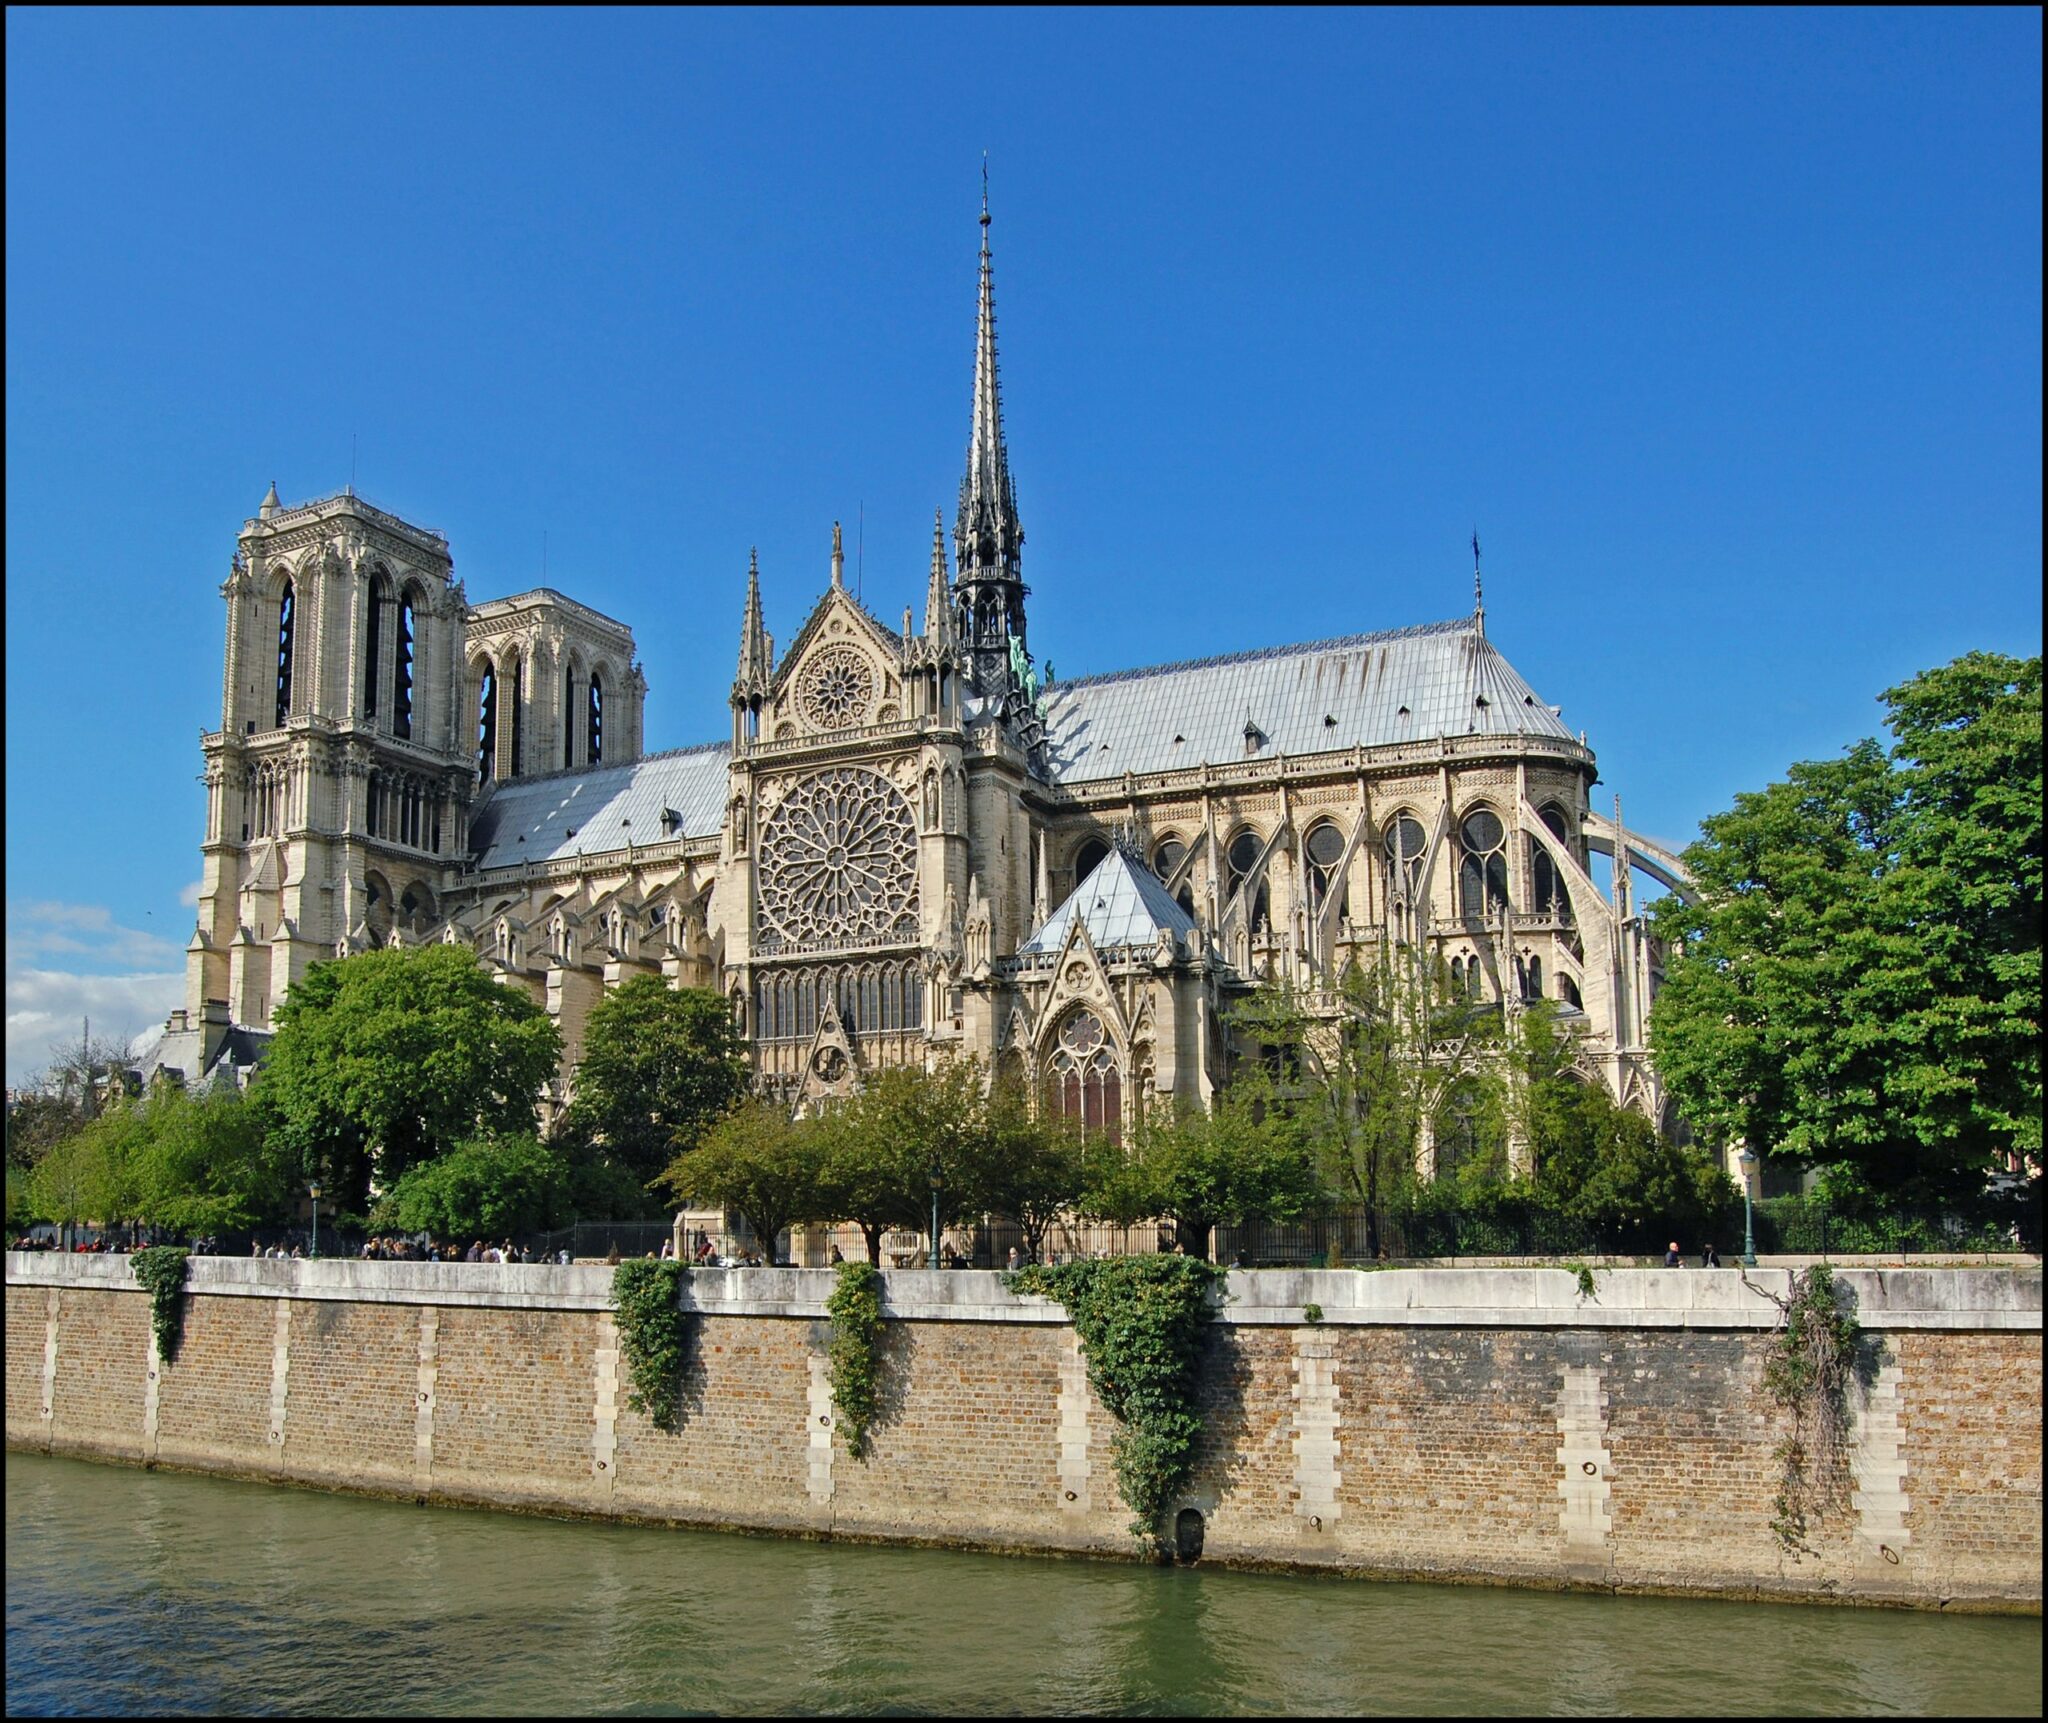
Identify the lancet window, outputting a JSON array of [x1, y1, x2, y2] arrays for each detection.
[[754, 961, 924, 1043], [1531, 804, 1572, 922], [589, 671, 604, 766], [1224, 829, 1268, 929], [477, 666, 497, 782], [1152, 836, 1196, 916], [363, 574, 387, 718], [1073, 837, 1109, 890], [274, 579, 295, 728], [394, 590, 416, 740], [1303, 820, 1346, 918], [1383, 814, 1426, 904], [1049, 1009, 1122, 1142], [1458, 808, 1510, 918]]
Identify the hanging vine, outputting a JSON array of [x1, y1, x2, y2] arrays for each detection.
[[1010, 1255, 1223, 1541], [825, 1260, 886, 1459], [131, 1246, 191, 1364], [1752, 1263, 1864, 1555], [611, 1259, 690, 1433]]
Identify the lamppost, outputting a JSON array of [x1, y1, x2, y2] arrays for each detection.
[[1736, 1147, 1757, 1268], [309, 1181, 322, 1260], [929, 1171, 942, 1270]]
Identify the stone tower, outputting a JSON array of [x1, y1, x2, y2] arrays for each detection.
[[181, 487, 471, 1054]]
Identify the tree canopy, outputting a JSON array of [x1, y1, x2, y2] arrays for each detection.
[[377, 1134, 575, 1243], [254, 944, 562, 1215], [660, 1098, 826, 1260], [565, 978, 750, 1189], [1649, 652, 2041, 1205]]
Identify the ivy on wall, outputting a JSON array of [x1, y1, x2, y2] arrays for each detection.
[[1010, 1255, 1222, 1541], [130, 1246, 191, 1363], [1755, 1263, 1864, 1555], [825, 1261, 885, 1459], [611, 1259, 690, 1433]]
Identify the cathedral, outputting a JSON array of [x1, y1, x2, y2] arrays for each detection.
[[153, 198, 1689, 1167]]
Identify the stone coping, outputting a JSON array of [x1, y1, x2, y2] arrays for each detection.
[[8, 1253, 2038, 1331]]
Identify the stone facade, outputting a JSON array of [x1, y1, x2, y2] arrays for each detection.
[[156, 203, 1689, 1153], [8, 1256, 2039, 1610]]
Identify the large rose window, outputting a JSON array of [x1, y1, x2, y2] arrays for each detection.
[[757, 768, 917, 948], [797, 646, 876, 731]]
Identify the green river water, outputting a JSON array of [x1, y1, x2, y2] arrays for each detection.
[[4, 1453, 2039, 1717]]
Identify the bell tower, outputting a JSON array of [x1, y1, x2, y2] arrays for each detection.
[[186, 485, 472, 1043]]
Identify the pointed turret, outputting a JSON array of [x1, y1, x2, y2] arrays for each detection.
[[954, 179, 1028, 696], [259, 480, 281, 520], [732, 550, 769, 743], [923, 509, 956, 647]]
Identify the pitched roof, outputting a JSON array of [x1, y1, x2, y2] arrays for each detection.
[[467, 742, 731, 871], [1018, 846, 1198, 955], [1038, 617, 1572, 784]]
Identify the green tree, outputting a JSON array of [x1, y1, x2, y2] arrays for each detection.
[[379, 1134, 575, 1243], [126, 1085, 291, 1237], [566, 978, 750, 1192], [26, 1102, 145, 1243], [253, 944, 563, 1216], [659, 1099, 826, 1262], [978, 1082, 1086, 1264], [816, 1062, 992, 1263], [1104, 1095, 1321, 1260], [1650, 653, 2041, 1205]]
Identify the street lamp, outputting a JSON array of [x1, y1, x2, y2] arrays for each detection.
[[1735, 1147, 1757, 1268], [309, 1181, 322, 1260], [929, 1171, 943, 1270]]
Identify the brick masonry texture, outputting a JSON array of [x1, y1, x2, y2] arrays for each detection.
[[6, 1259, 2038, 1610]]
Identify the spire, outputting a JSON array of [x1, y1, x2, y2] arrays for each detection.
[[830, 520, 844, 588], [1472, 529, 1485, 637], [923, 509, 954, 643], [734, 548, 768, 695], [954, 170, 1027, 696]]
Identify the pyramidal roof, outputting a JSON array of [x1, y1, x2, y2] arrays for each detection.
[[1018, 845, 1198, 955]]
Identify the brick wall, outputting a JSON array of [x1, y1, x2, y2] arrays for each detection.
[[5, 1258, 2038, 1610]]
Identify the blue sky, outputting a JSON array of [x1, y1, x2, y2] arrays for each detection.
[[5, 8, 2041, 1082]]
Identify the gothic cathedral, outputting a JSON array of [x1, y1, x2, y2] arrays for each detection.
[[156, 200, 1686, 1161]]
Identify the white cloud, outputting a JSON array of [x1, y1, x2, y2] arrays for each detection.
[[4, 898, 190, 1086], [179, 879, 204, 908]]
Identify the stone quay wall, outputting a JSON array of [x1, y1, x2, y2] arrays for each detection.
[[6, 1255, 2038, 1610]]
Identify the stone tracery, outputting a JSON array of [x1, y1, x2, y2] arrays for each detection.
[[757, 767, 917, 950]]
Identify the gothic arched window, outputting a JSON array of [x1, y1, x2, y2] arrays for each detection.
[[588, 671, 604, 766], [1532, 803, 1572, 922], [901, 962, 924, 1030], [1050, 1009, 1122, 1142], [564, 667, 576, 767], [274, 579, 295, 728], [1225, 829, 1268, 928], [1458, 808, 1510, 918], [509, 655, 524, 777], [394, 590, 417, 740], [1073, 837, 1109, 889], [1152, 835, 1196, 917], [1303, 821, 1346, 918], [477, 665, 497, 782], [1527, 954, 1544, 1001], [364, 574, 388, 719], [1383, 814, 1426, 903]]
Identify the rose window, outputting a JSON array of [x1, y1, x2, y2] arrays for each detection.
[[757, 768, 917, 948], [798, 646, 876, 731]]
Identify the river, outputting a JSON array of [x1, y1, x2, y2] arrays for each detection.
[[4, 1454, 2039, 1717]]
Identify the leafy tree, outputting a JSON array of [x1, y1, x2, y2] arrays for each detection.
[[978, 1082, 1086, 1264], [379, 1134, 575, 1242], [1650, 653, 2041, 1205], [26, 1102, 145, 1243], [126, 1085, 291, 1237], [1102, 1095, 1321, 1260], [566, 979, 750, 1189], [659, 1099, 826, 1262], [7, 1089, 92, 1174], [816, 1062, 992, 1263], [253, 945, 563, 1216]]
